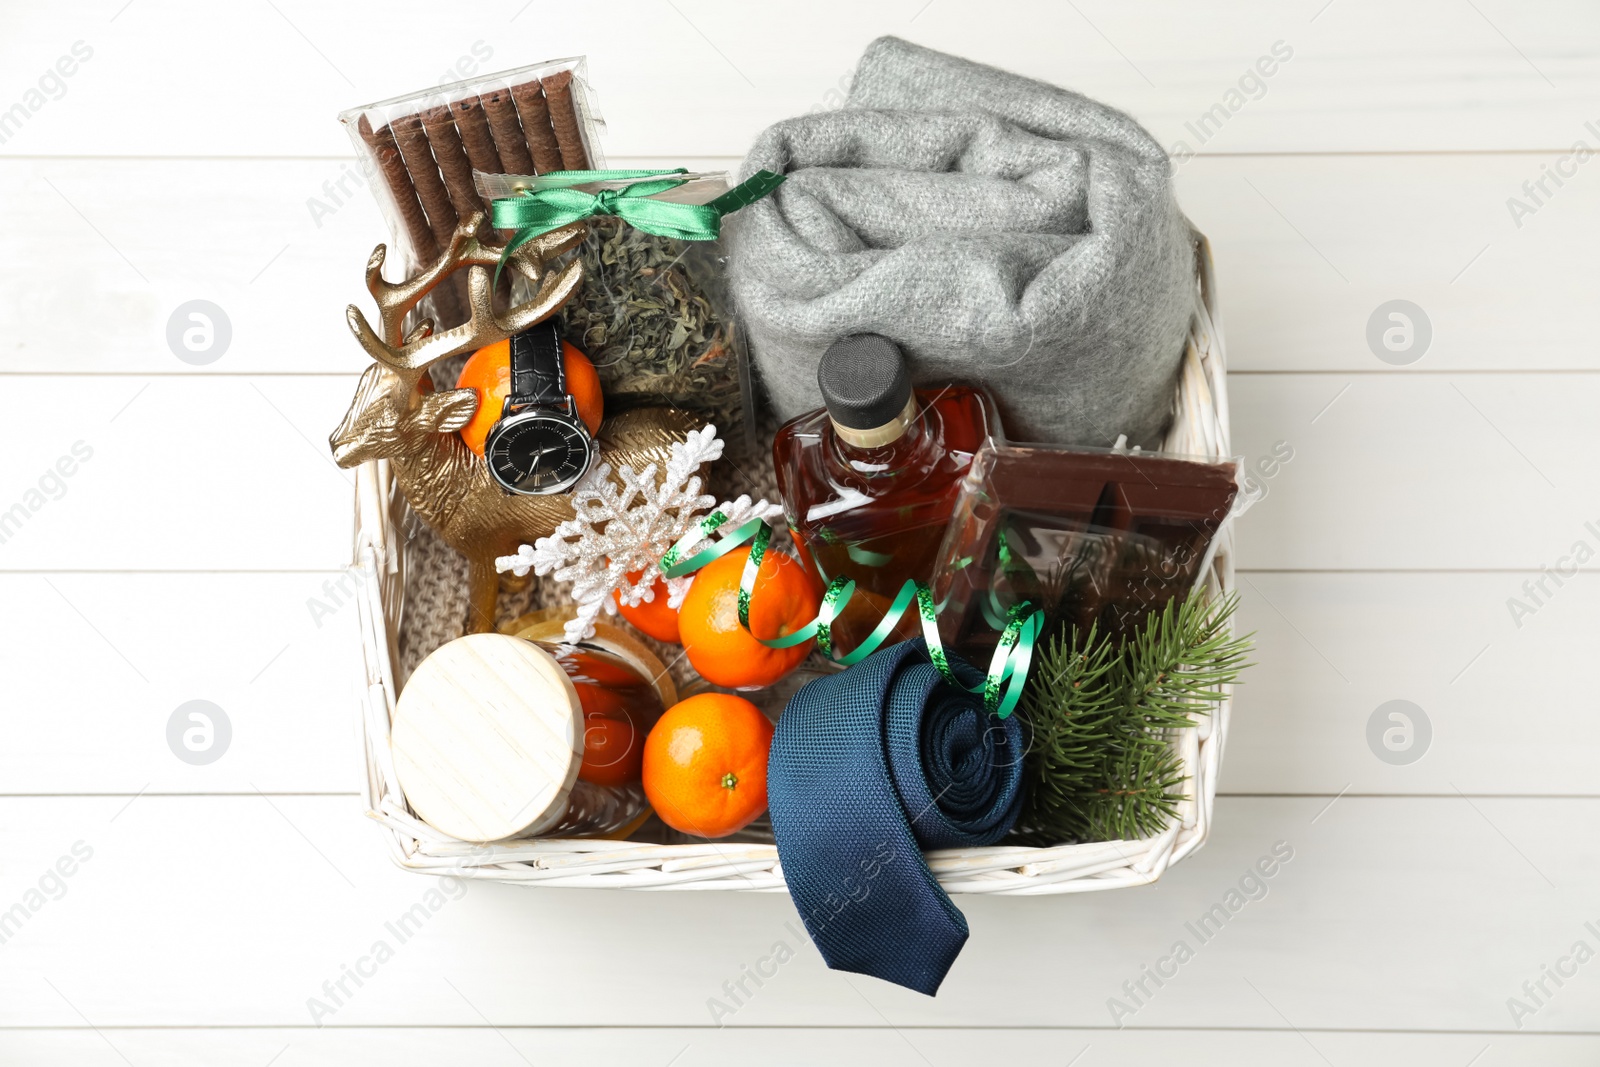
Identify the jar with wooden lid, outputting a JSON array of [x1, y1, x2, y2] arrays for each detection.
[[506, 609, 675, 838], [390, 614, 674, 843]]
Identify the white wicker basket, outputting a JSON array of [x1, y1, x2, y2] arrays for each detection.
[[348, 232, 1234, 894]]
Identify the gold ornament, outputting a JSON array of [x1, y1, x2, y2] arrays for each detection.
[[330, 213, 701, 632]]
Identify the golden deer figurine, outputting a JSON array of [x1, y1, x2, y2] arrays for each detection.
[[330, 213, 700, 633]]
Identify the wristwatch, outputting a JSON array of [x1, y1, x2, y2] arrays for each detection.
[[483, 321, 596, 495]]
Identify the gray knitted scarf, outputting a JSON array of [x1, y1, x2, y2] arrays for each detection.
[[726, 36, 1196, 447]]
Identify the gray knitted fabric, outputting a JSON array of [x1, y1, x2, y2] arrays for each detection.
[[726, 36, 1195, 446]]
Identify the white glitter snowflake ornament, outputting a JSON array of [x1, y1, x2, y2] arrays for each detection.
[[496, 424, 782, 644]]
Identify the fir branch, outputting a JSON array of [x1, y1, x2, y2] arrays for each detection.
[[1017, 622, 1120, 798], [1070, 742, 1191, 842], [1010, 593, 1253, 847], [1121, 593, 1251, 725]]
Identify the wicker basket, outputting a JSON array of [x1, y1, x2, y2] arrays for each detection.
[[348, 232, 1234, 894]]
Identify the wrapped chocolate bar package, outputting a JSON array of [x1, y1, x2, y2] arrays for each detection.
[[339, 56, 605, 331], [931, 442, 1244, 662]]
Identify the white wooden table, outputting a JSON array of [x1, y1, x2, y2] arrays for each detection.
[[3, 2, 1597, 1063]]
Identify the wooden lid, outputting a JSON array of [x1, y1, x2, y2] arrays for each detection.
[[392, 633, 582, 843]]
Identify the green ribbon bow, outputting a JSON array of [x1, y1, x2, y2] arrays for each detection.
[[491, 167, 786, 278]]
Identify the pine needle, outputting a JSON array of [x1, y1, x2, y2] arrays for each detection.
[[1010, 593, 1253, 846]]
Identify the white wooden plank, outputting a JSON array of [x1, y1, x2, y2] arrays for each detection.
[[1230, 372, 1600, 570], [1227, 572, 1600, 796], [4, 371, 1590, 571], [0, 795, 1593, 1032], [1179, 154, 1600, 372], [2, 0, 1597, 157], [4, 152, 1596, 376], [0, 374, 353, 570], [0, 569, 1591, 798], [4, 1027, 1596, 1067], [0, 158, 386, 377], [0, 573, 358, 795]]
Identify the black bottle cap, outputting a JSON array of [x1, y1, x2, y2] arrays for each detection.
[[817, 334, 913, 430]]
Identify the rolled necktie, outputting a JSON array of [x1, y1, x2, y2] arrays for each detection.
[[768, 638, 1024, 995]]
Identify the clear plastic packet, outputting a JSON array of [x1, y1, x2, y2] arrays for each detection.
[[477, 170, 757, 461], [930, 441, 1245, 661], [338, 56, 606, 331]]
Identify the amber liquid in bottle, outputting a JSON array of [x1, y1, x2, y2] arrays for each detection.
[[773, 385, 999, 655]]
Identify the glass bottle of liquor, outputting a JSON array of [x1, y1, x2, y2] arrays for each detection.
[[772, 335, 1001, 655]]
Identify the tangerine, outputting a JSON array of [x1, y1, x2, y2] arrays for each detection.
[[678, 547, 819, 688], [614, 569, 681, 644], [455, 336, 603, 456], [642, 693, 774, 838]]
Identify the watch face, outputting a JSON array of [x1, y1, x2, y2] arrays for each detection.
[[485, 413, 594, 495]]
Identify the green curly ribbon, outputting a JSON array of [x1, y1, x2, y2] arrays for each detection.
[[983, 602, 1041, 720], [659, 510, 725, 572], [659, 516, 1040, 718], [491, 167, 786, 282], [737, 523, 769, 633]]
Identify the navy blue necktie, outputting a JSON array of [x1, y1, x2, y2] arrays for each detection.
[[767, 639, 1025, 995]]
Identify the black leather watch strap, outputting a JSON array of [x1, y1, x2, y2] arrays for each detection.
[[507, 321, 566, 409]]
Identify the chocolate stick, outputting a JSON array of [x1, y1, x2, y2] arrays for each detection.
[[480, 88, 538, 176], [450, 95, 506, 210], [420, 106, 485, 224], [508, 80, 565, 174], [540, 71, 591, 170], [421, 105, 486, 326], [390, 112, 461, 247], [429, 102, 513, 305], [356, 114, 441, 266], [389, 112, 467, 328]]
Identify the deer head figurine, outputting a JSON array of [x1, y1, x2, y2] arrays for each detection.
[[331, 213, 701, 633]]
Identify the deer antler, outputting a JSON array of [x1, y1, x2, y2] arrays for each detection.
[[346, 213, 586, 382]]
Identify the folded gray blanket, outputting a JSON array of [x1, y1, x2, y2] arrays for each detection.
[[726, 37, 1196, 446]]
